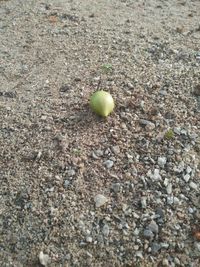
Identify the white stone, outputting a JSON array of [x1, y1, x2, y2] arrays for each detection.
[[186, 166, 192, 174], [183, 174, 190, 182], [39, 251, 50, 267], [153, 169, 161, 180], [86, 236, 93, 243], [158, 156, 167, 168], [166, 183, 172, 194]]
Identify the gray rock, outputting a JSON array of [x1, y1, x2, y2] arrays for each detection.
[[147, 220, 159, 234], [102, 224, 110, 236], [160, 243, 169, 249], [111, 183, 122, 193], [147, 169, 161, 181], [151, 242, 161, 255], [104, 160, 114, 169], [92, 149, 104, 159], [173, 197, 180, 205], [143, 229, 154, 239], [67, 169, 76, 176], [189, 181, 198, 190], [92, 152, 99, 159], [155, 207, 165, 218], [139, 119, 155, 130], [167, 196, 174, 205], [141, 197, 147, 209], [64, 180, 70, 188], [194, 242, 200, 251], [174, 127, 181, 135], [111, 145, 120, 155], [159, 90, 167, 96], [95, 149, 104, 157], [127, 82, 134, 89]]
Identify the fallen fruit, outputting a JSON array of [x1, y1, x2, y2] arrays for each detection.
[[90, 90, 115, 117]]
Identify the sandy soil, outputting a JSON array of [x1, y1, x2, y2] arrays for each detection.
[[0, 0, 200, 266]]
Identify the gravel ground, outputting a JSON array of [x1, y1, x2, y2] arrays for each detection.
[[0, 0, 200, 266]]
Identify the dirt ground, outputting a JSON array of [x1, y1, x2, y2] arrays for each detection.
[[0, 0, 200, 266]]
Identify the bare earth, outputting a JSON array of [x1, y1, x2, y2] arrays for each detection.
[[0, 0, 200, 266]]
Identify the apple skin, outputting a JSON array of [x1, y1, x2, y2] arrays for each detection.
[[90, 91, 115, 117]]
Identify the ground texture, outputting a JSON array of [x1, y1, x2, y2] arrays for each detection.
[[0, 0, 200, 266]]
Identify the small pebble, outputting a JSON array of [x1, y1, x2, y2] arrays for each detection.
[[160, 243, 169, 249], [155, 207, 165, 218], [147, 220, 159, 234], [102, 224, 110, 236], [189, 181, 198, 190], [186, 166, 192, 174], [141, 197, 147, 209], [151, 242, 161, 255], [64, 180, 70, 188], [140, 119, 155, 130], [173, 197, 180, 205], [86, 236, 93, 243], [135, 251, 143, 259], [111, 183, 122, 193], [174, 257, 181, 265], [39, 251, 50, 267], [167, 196, 174, 205], [162, 258, 169, 266], [143, 229, 154, 239], [111, 145, 120, 155], [166, 183, 172, 194], [94, 194, 108, 208], [67, 169, 76, 176], [95, 149, 104, 157], [183, 174, 190, 182], [194, 242, 200, 251], [174, 161, 185, 173], [158, 156, 167, 168], [104, 160, 114, 169], [188, 207, 194, 213], [133, 228, 140, 236], [92, 152, 99, 159], [149, 168, 161, 180]]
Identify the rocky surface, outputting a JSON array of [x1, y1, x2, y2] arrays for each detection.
[[0, 0, 199, 266]]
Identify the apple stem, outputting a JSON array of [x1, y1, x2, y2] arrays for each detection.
[[96, 76, 102, 91]]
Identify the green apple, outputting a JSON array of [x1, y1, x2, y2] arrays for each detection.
[[90, 91, 115, 117]]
